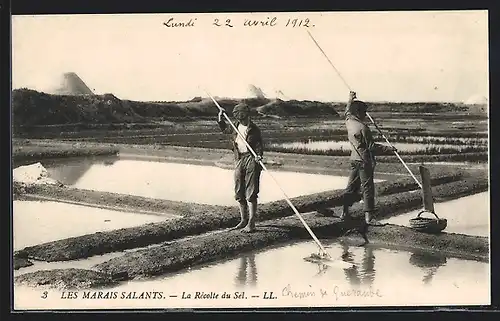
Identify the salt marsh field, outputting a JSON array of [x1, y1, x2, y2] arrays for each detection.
[[11, 94, 490, 309]]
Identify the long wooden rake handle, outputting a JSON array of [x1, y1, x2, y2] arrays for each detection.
[[306, 30, 423, 190], [366, 113, 423, 189], [204, 89, 331, 258]]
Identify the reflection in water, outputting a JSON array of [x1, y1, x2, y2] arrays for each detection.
[[323, 243, 448, 287], [409, 252, 447, 285], [42, 158, 353, 206], [313, 262, 329, 277], [43, 156, 119, 186], [14, 240, 488, 308], [235, 253, 258, 288], [340, 242, 376, 288], [311, 242, 376, 286], [362, 246, 376, 286]]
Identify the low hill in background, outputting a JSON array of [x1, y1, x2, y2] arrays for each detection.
[[12, 89, 145, 127], [11, 89, 340, 128], [12, 88, 487, 130], [256, 99, 341, 116]]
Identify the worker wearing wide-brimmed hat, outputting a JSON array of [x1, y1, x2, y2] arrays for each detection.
[[342, 91, 396, 226], [217, 102, 263, 233]]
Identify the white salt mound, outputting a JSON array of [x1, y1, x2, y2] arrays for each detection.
[[13, 162, 60, 186]]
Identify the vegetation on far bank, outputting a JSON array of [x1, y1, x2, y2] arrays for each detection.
[[13, 88, 486, 131], [12, 89, 488, 165], [12, 89, 339, 129], [11, 137, 487, 166]]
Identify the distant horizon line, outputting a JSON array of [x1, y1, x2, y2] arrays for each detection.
[[13, 87, 487, 105]]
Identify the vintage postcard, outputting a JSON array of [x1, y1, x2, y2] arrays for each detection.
[[11, 10, 490, 310]]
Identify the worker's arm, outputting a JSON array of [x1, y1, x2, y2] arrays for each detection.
[[363, 127, 397, 155], [217, 109, 233, 134], [252, 126, 264, 160], [344, 91, 357, 117]]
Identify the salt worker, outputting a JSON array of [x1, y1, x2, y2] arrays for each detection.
[[342, 91, 397, 226], [217, 102, 264, 233]]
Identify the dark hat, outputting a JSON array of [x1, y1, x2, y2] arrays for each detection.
[[347, 100, 368, 116], [233, 103, 250, 114]]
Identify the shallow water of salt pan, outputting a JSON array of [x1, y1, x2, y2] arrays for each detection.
[[380, 192, 489, 237], [13, 240, 489, 309], [45, 159, 363, 206], [13, 201, 168, 251]]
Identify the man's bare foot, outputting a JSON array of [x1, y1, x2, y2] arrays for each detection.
[[358, 240, 369, 246], [242, 225, 256, 233], [341, 207, 350, 221], [231, 221, 248, 230], [339, 213, 351, 221]]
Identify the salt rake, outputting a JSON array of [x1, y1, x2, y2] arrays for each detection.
[[204, 90, 354, 269], [306, 29, 423, 190], [366, 113, 423, 189], [306, 30, 446, 231]]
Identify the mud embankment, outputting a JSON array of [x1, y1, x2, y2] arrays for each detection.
[[16, 171, 486, 263], [12, 141, 119, 166], [14, 269, 117, 290], [14, 255, 33, 270], [15, 204, 487, 289], [93, 196, 488, 279], [24, 185, 228, 218], [24, 167, 464, 218]]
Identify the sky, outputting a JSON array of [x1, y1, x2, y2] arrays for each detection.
[[12, 10, 489, 103]]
